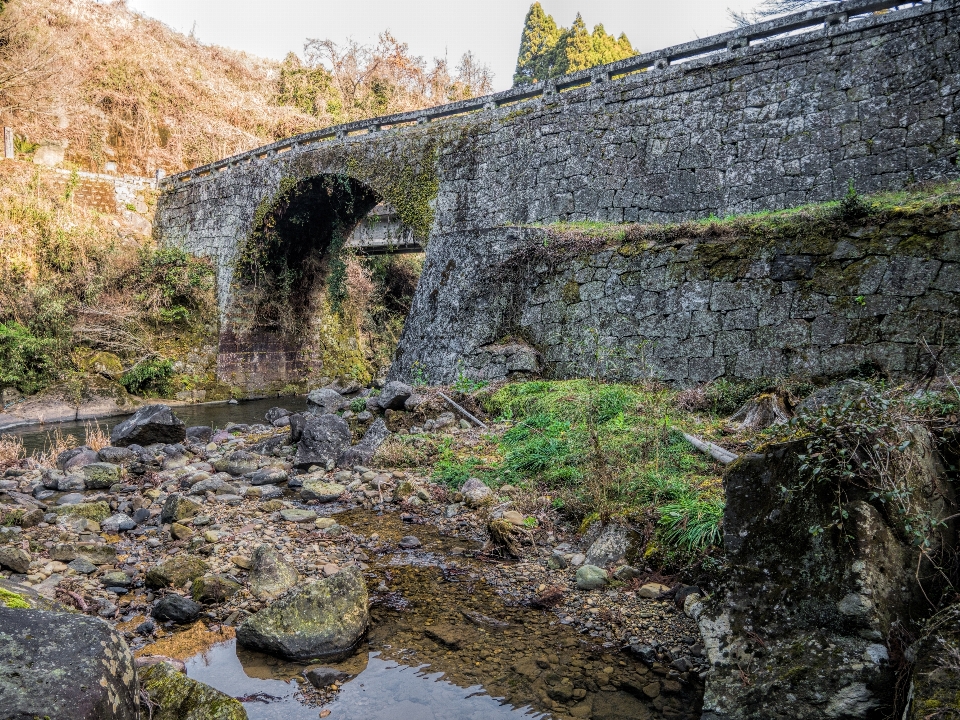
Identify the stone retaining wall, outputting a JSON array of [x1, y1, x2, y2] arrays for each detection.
[[391, 207, 960, 385]]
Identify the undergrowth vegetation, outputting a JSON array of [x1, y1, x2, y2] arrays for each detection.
[[380, 378, 726, 565], [0, 165, 215, 398]]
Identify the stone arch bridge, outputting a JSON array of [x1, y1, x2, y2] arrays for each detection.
[[155, 0, 959, 390]]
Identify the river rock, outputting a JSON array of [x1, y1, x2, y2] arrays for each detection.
[[56, 474, 85, 491], [0, 546, 30, 574], [307, 388, 345, 415], [139, 660, 246, 720], [638, 582, 670, 598], [0, 607, 139, 720], [54, 500, 111, 521], [575, 565, 608, 590], [398, 535, 421, 549], [585, 524, 630, 568], [98, 446, 136, 465], [101, 571, 132, 588], [281, 508, 317, 523], [294, 415, 351, 470], [58, 446, 100, 473], [337, 418, 391, 468], [248, 544, 298, 599], [160, 493, 202, 524], [110, 404, 186, 447], [250, 467, 288, 486], [237, 566, 369, 661], [81, 462, 121, 489], [191, 575, 242, 604], [213, 450, 259, 476], [100, 513, 137, 535], [189, 477, 237, 495], [265, 407, 292, 424], [146, 556, 209, 589], [50, 542, 117, 565], [69, 557, 97, 574], [377, 381, 413, 410], [185, 425, 213, 443], [304, 666, 349, 688], [153, 594, 201, 624], [461, 477, 492, 507], [301, 479, 346, 503]]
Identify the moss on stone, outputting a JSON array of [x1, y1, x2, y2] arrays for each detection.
[[140, 660, 246, 720], [0, 587, 29, 609], [53, 501, 111, 522]]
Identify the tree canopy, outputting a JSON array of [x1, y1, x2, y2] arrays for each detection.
[[513, 3, 634, 86]]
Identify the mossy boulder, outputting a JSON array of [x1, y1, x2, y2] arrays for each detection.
[[81, 461, 122, 489], [50, 541, 117, 565], [300, 479, 346, 503], [160, 493, 202, 524], [54, 501, 111, 522], [146, 555, 210, 589], [192, 574, 242, 604], [0, 607, 139, 719], [139, 660, 247, 720], [237, 566, 369, 661]]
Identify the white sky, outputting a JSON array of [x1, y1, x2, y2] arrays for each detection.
[[124, 0, 766, 91]]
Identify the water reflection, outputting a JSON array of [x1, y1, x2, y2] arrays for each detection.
[[186, 640, 544, 720]]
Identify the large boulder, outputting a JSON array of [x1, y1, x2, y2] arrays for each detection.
[[307, 388, 346, 415], [212, 450, 258, 476], [0, 607, 139, 719], [377, 381, 413, 410], [293, 414, 351, 470], [697, 432, 954, 720], [110, 404, 186, 447], [139, 660, 247, 720], [237, 566, 369, 661], [248, 544, 298, 599], [337, 418, 391, 468], [0, 546, 30, 574]]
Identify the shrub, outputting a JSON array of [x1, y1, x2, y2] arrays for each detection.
[[0, 322, 60, 393], [121, 357, 174, 396]]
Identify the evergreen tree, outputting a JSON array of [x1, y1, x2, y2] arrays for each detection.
[[513, 2, 561, 85], [513, 5, 635, 86]]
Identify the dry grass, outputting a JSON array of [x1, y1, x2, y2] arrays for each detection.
[[0, 0, 493, 175], [82, 420, 110, 451], [0, 434, 24, 468], [30, 426, 77, 468], [136, 620, 236, 661], [1, 0, 319, 174]]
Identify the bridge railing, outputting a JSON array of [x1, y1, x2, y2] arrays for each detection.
[[160, 0, 937, 189]]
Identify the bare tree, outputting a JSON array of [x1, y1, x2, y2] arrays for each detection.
[[0, 2, 63, 118], [730, 0, 834, 27]]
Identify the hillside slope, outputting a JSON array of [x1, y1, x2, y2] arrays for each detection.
[[0, 0, 492, 176]]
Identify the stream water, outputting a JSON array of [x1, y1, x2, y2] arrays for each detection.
[[182, 511, 700, 720], [10, 397, 306, 454]]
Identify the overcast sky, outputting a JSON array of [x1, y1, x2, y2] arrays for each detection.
[[124, 0, 765, 91]]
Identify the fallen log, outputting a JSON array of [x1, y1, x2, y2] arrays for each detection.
[[438, 391, 488, 429], [671, 427, 739, 465]]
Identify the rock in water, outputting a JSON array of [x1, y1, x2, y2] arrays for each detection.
[[377, 381, 413, 410], [294, 415, 351, 470], [110, 404, 186, 447], [248, 544, 298, 599], [237, 566, 369, 661], [139, 660, 247, 720], [337, 418, 391, 468], [307, 388, 346, 415], [0, 607, 139, 719], [585, 524, 630, 568]]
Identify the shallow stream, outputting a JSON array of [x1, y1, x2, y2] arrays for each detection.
[[10, 397, 306, 454], [182, 511, 700, 720]]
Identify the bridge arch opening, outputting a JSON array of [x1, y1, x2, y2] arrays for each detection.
[[223, 173, 423, 392]]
